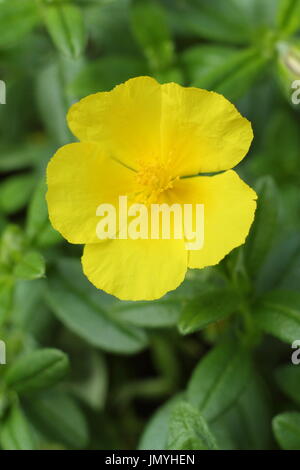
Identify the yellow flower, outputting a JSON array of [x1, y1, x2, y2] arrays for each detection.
[[46, 76, 257, 301]]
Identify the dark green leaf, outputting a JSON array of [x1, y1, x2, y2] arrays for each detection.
[[138, 394, 184, 450], [179, 287, 239, 335], [25, 390, 89, 449], [46, 259, 148, 354], [5, 348, 69, 394], [187, 339, 252, 421], [254, 290, 300, 343], [245, 176, 279, 275], [275, 364, 300, 406]]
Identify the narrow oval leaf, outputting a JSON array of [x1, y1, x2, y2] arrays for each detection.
[[5, 348, 69, 394], [179, 287, 239, 335], [275, 364, 300, 406], [254, 290, 300, 343], [245, 176, 279, 276], [25, 390, 89, 449], [46, 259, 148, 354], [39, 0, 86, 58], [187, 339, 252, 422]]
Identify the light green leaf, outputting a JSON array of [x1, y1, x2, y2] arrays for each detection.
[[68, 55, 146, 98], [0, 404, 36, 450], [183, 45, 268, 101], [277, 0, 300, 36], [39, 0, 86, 59], [0, 174, 35, 214], [165, 0, 279, 44], [179, 287, 238, 335], [25, 390, 89, 449], [5, 348, 69, 394], [26, 179, 62, 247], [0, 0, 38, 48], [46, 259, 148, 354], [273, 412, 300, 450], [187, 339, 252, 421], [254, 290, 300, 343], [167, 402, 218, 450], [36, 62, 73, 146], [13, 250, 45, 280], [130, 0, 174, 72]]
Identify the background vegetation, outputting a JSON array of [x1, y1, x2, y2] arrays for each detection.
[[0, 0, 300, 450]]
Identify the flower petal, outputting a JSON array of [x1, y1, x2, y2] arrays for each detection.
[[46, 142, 136, 244], [161, 83, 253, 176], [82, 238, 187, 301], [67, 76, 162, 170], [170, 170, 257, 268]]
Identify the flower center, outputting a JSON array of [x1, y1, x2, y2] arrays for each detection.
[[134, 162, 177, 204]]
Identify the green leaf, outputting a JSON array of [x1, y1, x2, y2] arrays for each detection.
[[167, 402, 218, 450], [26, 179, 62, 247], [211, 372, 273, 449], [46, 258, 148, 354], [0, 174, 35, 214], [179, 287, 239, 335], [187, 339, 252, 422], [0, 404, 36, 450], [130, 0, 174, 72], [138, 394, 184, 450], [5, 348, 69, 395], [277, 0, 300, 36], [36, 62, 73, 146], [275, 364, 300, 406], [245, 176, 279, 276], [273, 412, 300, 450], [39, 0, 86, 59], [25, 390, 89, 449], [112, 299, 181, 328], [254, 290, 300, 343], [183, 45, 268, 101], [13, 250, 45, 280], [0, 0, 38, 48], [165, 0, 279, 45], [68, 55, 146, 98]]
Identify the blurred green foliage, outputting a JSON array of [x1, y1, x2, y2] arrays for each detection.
[[0, 0, 300, 450]]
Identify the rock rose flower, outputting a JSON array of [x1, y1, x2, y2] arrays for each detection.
[[46, 76, 257, 300]]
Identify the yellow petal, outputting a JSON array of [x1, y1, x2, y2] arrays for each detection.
[[67, 76, 162, 170], [161, 83, 253, 176], [170, 170, 257, 268], [46, 142, 136, 244], [82, 238, 187, 301]]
